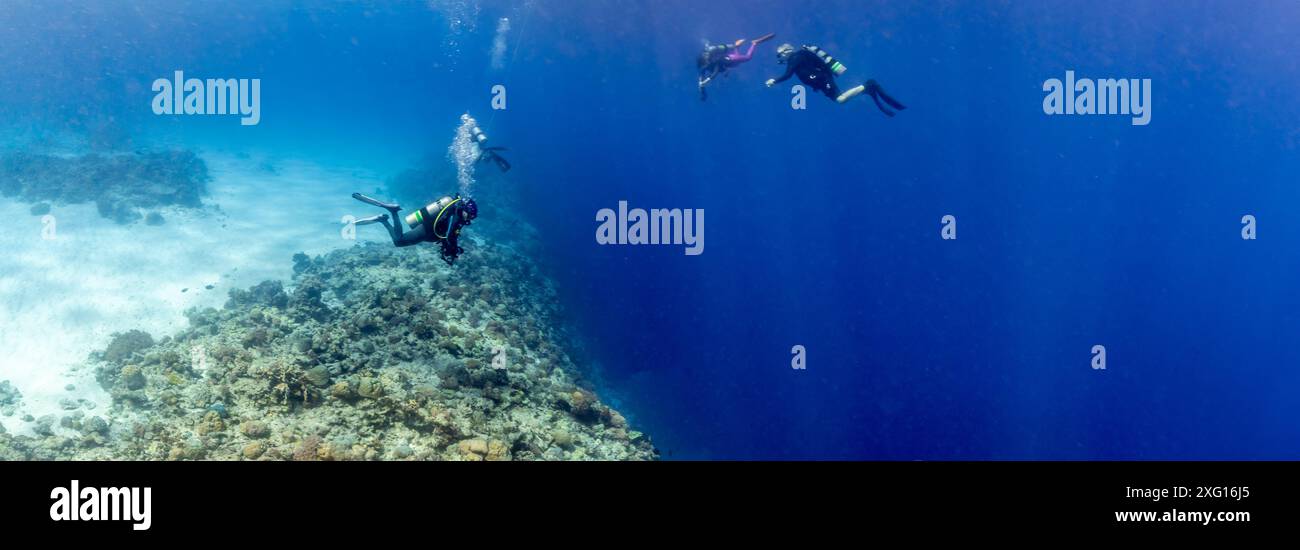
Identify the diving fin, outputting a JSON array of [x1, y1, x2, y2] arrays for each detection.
[[354, 214, 389, 226], [476, 149, 511, 173], [484, 151, 511, 172], [352, 192, 400, 211], [866, 80, 906, 110], [879, 90, 906, 110], [752, 33, 776, 45]]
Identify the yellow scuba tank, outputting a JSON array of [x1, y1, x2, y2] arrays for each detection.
[[405, 196, 459, 230], [805, 45, 847, 76]]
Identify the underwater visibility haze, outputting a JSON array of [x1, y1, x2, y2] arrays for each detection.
[[1, 0, 1299, 460]]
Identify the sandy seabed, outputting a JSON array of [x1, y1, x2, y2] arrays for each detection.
[[0, 154, 388, 435]]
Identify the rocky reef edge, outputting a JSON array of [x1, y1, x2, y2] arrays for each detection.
[[0, 238, 656, 461]]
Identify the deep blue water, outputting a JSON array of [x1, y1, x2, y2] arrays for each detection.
[[4, 1, 1299, 459]]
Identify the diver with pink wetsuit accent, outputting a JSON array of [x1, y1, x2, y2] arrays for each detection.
[[697, 32, 775, 101]]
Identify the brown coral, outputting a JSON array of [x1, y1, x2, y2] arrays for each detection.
[[292, 435, 322, 461]]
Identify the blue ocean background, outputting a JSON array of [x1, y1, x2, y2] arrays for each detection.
[[4, 0, 1299, 459]]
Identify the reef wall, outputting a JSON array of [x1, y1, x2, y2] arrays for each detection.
[[0, 237, 655, 460]]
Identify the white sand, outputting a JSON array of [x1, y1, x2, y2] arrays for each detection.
[[0, 153, 392, 434]]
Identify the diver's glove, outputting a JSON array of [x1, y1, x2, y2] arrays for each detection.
[[439, 244, 465, 266]]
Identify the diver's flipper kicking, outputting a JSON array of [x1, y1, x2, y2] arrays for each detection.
[[353, 213, 388, 226], [352, 192, 400, 211], [836, 79, 907, 116], [352, 192, 420, 247], [478, 146, 511, 173], [352, 196, 392, 226]]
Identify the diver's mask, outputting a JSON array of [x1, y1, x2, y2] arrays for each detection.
[[461, 199, 478, 222], [776, 43, 795, 64]]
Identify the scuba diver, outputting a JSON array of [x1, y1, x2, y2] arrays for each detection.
[[697, 32, 776, 101], [351, 192, 478, 266], [462, 114, 511, 173], [479, 145, 510, 172], [765, 43, 907, 116]]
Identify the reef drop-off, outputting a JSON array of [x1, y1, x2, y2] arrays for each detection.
[[0, 237, 656, 461]]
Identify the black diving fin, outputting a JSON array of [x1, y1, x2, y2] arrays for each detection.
[[351, 192, 400, 211]]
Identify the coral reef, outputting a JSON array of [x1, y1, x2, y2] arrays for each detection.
[[0, 150, 209, 224], [0, 381, 21, 418], [0, 239, 655, 461], [98, 330, 156, 367]]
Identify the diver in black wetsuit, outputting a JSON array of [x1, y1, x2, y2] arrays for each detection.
[[765, 43, 907, 116], [697, 33, 776, 101], [351, 192, 478, 265], [462, 114, 511, 173]]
